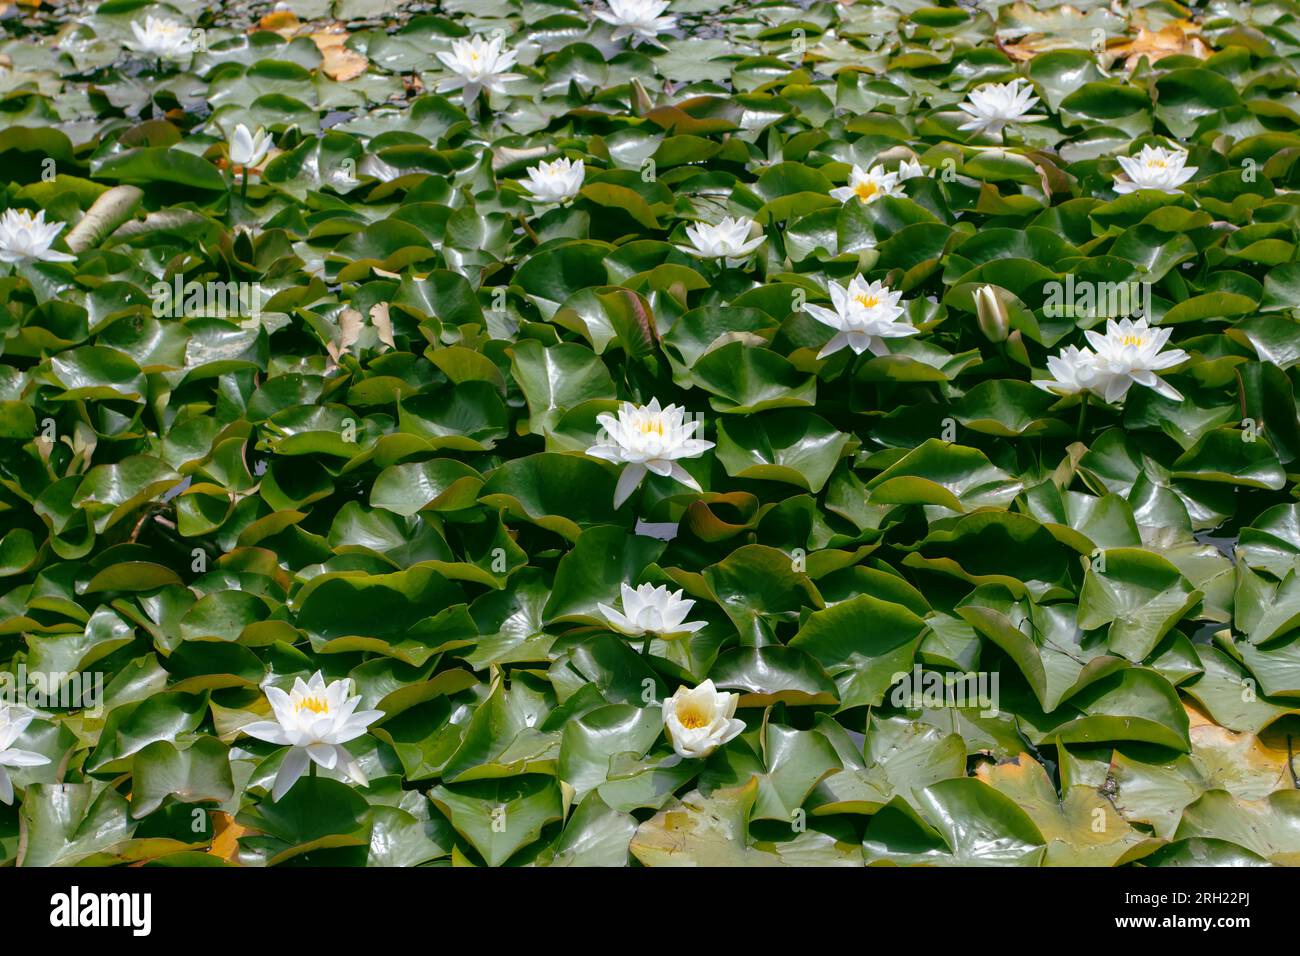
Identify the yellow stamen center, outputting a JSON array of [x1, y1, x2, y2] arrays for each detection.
[[854, 294, 881, 309], [677, 708, 709, 730], [639, 419, 665, 436], [854, 181, 879, 200], [1120, 334, 1146, 347], [1147, 159, 1166, 169], [295, 695, 330, 715]]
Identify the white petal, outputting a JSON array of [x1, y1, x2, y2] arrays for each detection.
[[272, 746, 311, 801], [306, 742, 339, 769], [668, 462, 702, 492], [805, 303, 845, 330], [342, 751, 369, 787], [0, 749, 49, 768], [1103, 374, 1132, 404], [614, 462, 647, 508], [599, 604, 641, 636], [242, 720, 292, 745], [1147, 376, 1184, 402], [817, 331, 851, 359]]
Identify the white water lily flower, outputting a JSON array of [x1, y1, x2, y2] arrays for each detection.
[[677, 216, 765, 261], [598, 582, 707, 639], [1113, 144, 1197, 195], [1083, 317, 1189, 403], [0, 209, 75, 264], [521, 157, 585, 203], [436, 34, 521, 107], [1035, 344, 1098, 396], [957, 79, 1045, 138], [804, 275, 918, 359], [229, 124, 272, 169], [595, 0, 677, 47], [242, 672, 384, 801], [127, 16, 195, 60], [829, 163, 901, 205], [662, 680, 745, 759], [897, 158, 927, 182], [586, 398, 714, 507], [0, 704, 49, 805]]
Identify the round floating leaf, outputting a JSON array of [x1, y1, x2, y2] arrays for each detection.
[[1078, 549, 1202, 662], [428, 776, 564, 867], [714, 411, 849, 492], [131, 737, 236, 819]]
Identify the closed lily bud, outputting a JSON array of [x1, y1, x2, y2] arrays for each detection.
[[974, 284, 1009, 343], [1005, 329, 1030, 367]]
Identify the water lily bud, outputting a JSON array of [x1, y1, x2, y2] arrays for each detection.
[[974, 284, 1009, 343], [229, 124, 272, 170], [1005, 329, 1030, 367]]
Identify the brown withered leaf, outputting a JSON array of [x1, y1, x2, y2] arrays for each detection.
[[370, 303, 395, 350], [209, 811, 249, 863], [313, 29, 370, 82], [1000, 38, 1057, 62], [1107, 21, 1210, 71], [258, 10, 302, 39]]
